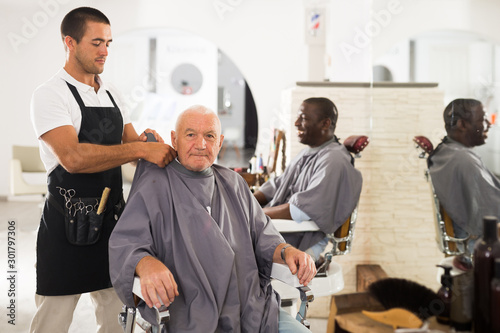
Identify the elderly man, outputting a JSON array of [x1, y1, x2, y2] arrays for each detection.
[[428, 98, 499, 248], [109, 105, 316, 332], [254, 97, 362, 261]]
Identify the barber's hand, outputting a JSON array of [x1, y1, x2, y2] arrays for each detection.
[[143, 143, 177, 168], [135, 256, 179, 309], [139, 129, 164, 143], [283, 247, 316, 286]]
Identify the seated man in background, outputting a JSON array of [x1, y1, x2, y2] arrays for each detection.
[[254, 97, 363, 262], [109, 105, 316, 332], [428, 98, 499, 249]]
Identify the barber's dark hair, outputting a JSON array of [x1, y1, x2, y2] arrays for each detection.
[[61, 7, 110, 43], [303, 97, 338, 131], [443, 98, 482, 132]]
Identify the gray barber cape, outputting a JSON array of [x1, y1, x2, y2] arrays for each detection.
[[429, 137, 500, 237], [109, 160, 284, 332], [259, 138, 362, 251]]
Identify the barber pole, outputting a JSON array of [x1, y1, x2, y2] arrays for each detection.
[[309, 11, 321, 36]]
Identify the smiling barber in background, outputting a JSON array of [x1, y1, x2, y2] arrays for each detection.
[[29, 7, 176, 333]]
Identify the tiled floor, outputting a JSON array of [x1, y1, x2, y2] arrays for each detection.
[[0, 198, 328, 333]]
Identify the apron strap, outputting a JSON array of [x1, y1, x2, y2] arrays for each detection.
[[65, 82, 86, 109], [66, 81, 119, 110], [106, 90, 119, 108]]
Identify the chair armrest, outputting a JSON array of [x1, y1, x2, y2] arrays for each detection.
[[271, 219, 320, 233], [271, 263, 303, 287], [132, 276, 170, 325], [132, 276, 146, 300]]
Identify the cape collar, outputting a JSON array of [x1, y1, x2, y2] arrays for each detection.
[[303, 137, 338, 155], [171, 158, 213, 177]]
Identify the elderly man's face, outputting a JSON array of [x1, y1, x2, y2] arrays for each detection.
[[171, 111, 224, 172]]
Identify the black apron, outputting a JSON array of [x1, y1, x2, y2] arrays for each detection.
[[36, 82, 125, 296]]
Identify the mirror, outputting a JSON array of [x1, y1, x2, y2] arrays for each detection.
[[374, 30, 500, 175], [171, 63, 203, 95], [103, 28, 258, 168]]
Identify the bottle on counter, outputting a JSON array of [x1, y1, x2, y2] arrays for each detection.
[[492, 258, 500, 333], [436, 265, 452, 325], [450, 267, 473, 331], [473, 216, 500, 333], [249, 155, 257, 174], [256, 154, 264, 174]]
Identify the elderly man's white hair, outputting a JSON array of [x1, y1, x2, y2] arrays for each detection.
[[174, 105, 221, 133]]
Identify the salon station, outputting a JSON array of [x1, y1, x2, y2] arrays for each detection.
[[3, 1, 500, 332]]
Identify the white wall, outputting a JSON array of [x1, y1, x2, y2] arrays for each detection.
[[373, 39, 410, 82], [327, 0, 500, 82], [0, 0, 308, 196]]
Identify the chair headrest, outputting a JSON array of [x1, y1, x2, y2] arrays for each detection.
[[413, 136, 434, 154], [343, 135, 369, 154]]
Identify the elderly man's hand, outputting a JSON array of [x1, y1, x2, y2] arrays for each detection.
[[135, 256, 179, 309], [283, 246, 317, 286]]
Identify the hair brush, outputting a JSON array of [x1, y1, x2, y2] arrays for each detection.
[[367, 278, 442, 320]]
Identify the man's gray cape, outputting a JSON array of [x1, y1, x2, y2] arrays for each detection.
[[109, 161, 284, 332], [260, 139, 362, 250], [429, 137, 500, 237]]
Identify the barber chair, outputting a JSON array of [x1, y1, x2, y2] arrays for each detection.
[[119, 265, 314, 332], [413, 136, 469, 256], [118, 276, 169, 333], [10, 145, 47, 197], [271, 135, 369, 321], [119, 134, 314, 332], [10, 145, 47, 215], [272, 134, 368, 263]]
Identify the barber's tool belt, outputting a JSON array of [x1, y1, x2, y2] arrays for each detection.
[[64, 196, 104, 246], [48, 190, 122, 246]]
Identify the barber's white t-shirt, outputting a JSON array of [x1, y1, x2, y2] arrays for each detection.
[[30, 69, 131, 175]]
